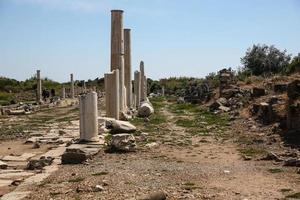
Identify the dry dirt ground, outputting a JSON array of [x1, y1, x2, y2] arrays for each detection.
[[20, 98, 300, 200]]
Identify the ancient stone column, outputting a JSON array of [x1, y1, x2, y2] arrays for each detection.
[[79, 92, 99, 142], [134, 70, 141, 109], [36, 70, 42, 103], [111, 10, 125, 112], [140, 61, 146, 101], [83, 80, 86, 93], [70, 74, 75, 98], [162, 86, 165, 96], [61, 86, 66, 99], [124, 28, 132, 108], [105, 69, 120, 120], [144, 75, 148, 99]]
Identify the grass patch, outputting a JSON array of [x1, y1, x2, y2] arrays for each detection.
[[268, 168, 284, 173], [92, 171, 109, 176], [239, 146, 266, 157], [286, 192, 300, 199], [68, 177, 84, 183]]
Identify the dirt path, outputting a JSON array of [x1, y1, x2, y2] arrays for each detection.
[[24, 100, 299, 200]]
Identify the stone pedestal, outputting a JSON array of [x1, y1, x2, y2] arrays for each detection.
[[36, 70, 42, 103], [79, 92, 99, 142], [70, 74, 75, 98], [134, 71, 141, 109], [111, 10, 125, 112], [105, 70, 120, 120], [124, 28, 132, 108]]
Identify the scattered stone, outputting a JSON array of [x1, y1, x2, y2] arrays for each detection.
[[243, 155, 252, 161], [11, 179, 23, 186], [177, 97, 185, 104], [260, 152, 282, 162], [93, 185, 104, 192], [109, 134, 136, 152], [26, 156, 54, 170], [105, 119, 136, 134], [0, 161, 8, 169], [145, 142, 158, 148], [32, 142, 40, 149], [138, 191, 167, 200], [283, 158, 300, 167], [61, 144, 100, 164], [251, 87, 265, 97], [296, 168, 300, 174]]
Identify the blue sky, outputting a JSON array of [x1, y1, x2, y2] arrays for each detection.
[[1, 0, 300, 82]]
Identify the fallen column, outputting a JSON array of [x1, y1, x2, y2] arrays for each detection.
[[138, 101, 154, 118], [105, 69, 120, 120], [79, 92, 99, 142]]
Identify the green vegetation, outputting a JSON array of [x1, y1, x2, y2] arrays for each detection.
[[268, 168, 284, 173], [130, 96, 167, 133], [169, 102, 229, 136], [239, 147, 266, 157]]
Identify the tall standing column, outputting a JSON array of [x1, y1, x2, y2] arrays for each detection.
[[70, 74, 74, 98], [140, 61, 146, 101], [124, 28, 132, 108], [79, 92, 99, 142], [111, 10, 125, 112], [134, 70, 141, 109], [105, 69, 120, 120], [36, 70, 42, 103]]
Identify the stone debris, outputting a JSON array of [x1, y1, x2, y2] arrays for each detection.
[[283, 158, 300, 167], [105, 119, 136, 134], [61, 143, 101, 164], [26, 156, 54, 170], [0, 160, 8, 169], [108, 133, 136, 152]]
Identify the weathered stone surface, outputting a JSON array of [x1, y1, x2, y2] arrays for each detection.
[[105, 119, 136, 133], [283, 158, 300, 167], [2, 153, 36, 162], [177, 97, 185, 104], [138, 101, 154, 117], [109, 134, 136, 152]]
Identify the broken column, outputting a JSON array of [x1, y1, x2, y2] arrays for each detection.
[[105, 70, 120, 120], [79, 92, 99, 142], [70, 73, 75, 98], [111, 10, 126, 112], [287, 80, 300, 130], [124, 28, 132, 108], [36, 70, 42, 103], [61, 86, 66, 99], [140, 61, 146, 101], [134, 70, 141, 109], [162, 86, 165, 96]]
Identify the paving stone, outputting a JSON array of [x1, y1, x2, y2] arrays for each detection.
[[2, 153, 36, 162]]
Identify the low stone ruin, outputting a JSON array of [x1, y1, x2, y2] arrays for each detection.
[[184, 82, 212, 104]]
